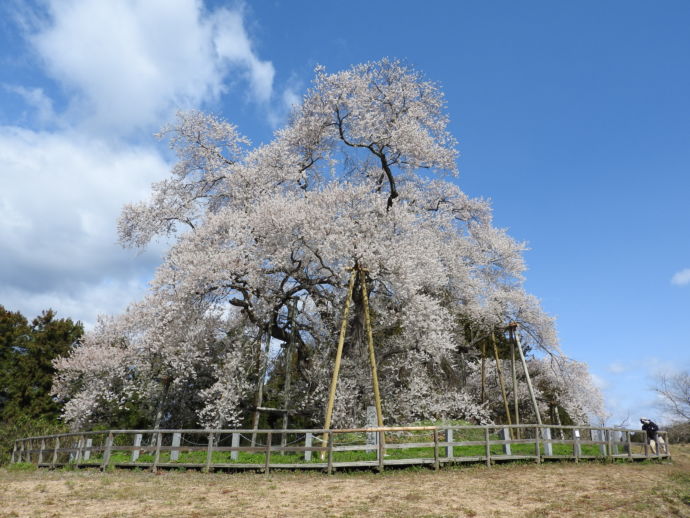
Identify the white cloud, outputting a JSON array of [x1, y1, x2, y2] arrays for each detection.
[[4, 85, 57, 124], [671, 268, 690, 286], [267, 76, 303, 127], [0, 127, 169, 327], [29, 0, 275, 134], [0, 280, 149, 331], [607, 362, 627, 374], [213, 8, 275, 104], [0, 0, 285, 328]]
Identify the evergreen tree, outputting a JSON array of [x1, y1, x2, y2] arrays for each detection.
[[0, 306, 83, 422]]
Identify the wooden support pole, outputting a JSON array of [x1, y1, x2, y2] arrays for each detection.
[[359, 269, 385, 431], [491, 333, 512, 429], [281, 298, 297, 453], [480, 339, 486, 404], [251, 329, 272, 448], [511, 341, 520, 439], [508, 324, 542, 425], [322, 269, 357, 454]]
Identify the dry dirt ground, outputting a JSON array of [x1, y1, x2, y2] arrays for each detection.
[[1, 445, 688, 518]]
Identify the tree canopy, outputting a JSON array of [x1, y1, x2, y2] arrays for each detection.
[[53, 59, 602, 430], [0, 306, 83, 422]]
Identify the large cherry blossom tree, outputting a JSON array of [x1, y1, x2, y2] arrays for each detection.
[[53, 59, 601, 430]]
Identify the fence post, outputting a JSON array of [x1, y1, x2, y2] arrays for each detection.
[[542, 428, 552, 456], [573, 429, 581, 462], [446, 429, 453, 459], [101, 432, 113, 471], [590, 429, 606, 457], [205, 432, 215, 473], [433, 429, 440, 470], [171, 432, 181, 461], [627, 431, 633, 461], [501, 428, 511, 455], [84, 438, 93, 461], [11, 441, 17, 464], [231, 432, 240, 461], [366, 406, 377, 452], [131, 434, 142, 462], [51, 437, 60, 468], [38, 439, 46, 465], [304, 433, 312, 462], [68, 438, 75, 463], [327, 433, 334, 475], [606, 430, 613, 460], [25, 440, 31, 464], [378, 430, 385, 473], [662, 432, 671, 459], [75, 435, 84, 465], [152, 431, 162, 471], [264, 432, 272, 475], [534, 426, 541, 464], [484, 427, 491, 467]]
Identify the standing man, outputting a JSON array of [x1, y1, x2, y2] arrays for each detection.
[[640, 417, 665, 454]]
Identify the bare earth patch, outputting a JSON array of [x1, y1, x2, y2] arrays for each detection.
[[1, 445, 688, 518]]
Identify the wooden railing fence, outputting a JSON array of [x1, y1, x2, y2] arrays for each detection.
[[11, 424, 670, 474]]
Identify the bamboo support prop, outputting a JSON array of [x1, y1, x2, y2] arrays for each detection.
[[511, 341, 520, 439], [281, 298, 297, 452], [322, 265, 386, 459], [508, 323, 542, 425], [491, 333, 512, 431], [251, 329, 272, 447], [480, 339, 486, 403], [359, 268, 385, 431], [322, 269, 358, 455]]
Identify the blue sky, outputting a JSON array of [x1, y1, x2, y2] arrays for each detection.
[[1, 0, 688, 426]]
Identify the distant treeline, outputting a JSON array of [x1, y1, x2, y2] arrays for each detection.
[[0, 305, 83, 464]]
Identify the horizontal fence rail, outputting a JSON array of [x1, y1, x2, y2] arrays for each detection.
[[11, 424, 670, 474]]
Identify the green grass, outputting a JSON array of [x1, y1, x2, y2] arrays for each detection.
[[25, 422, 615, 469], [86, 435, 605, 467], [4, 462, 37, 472]]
